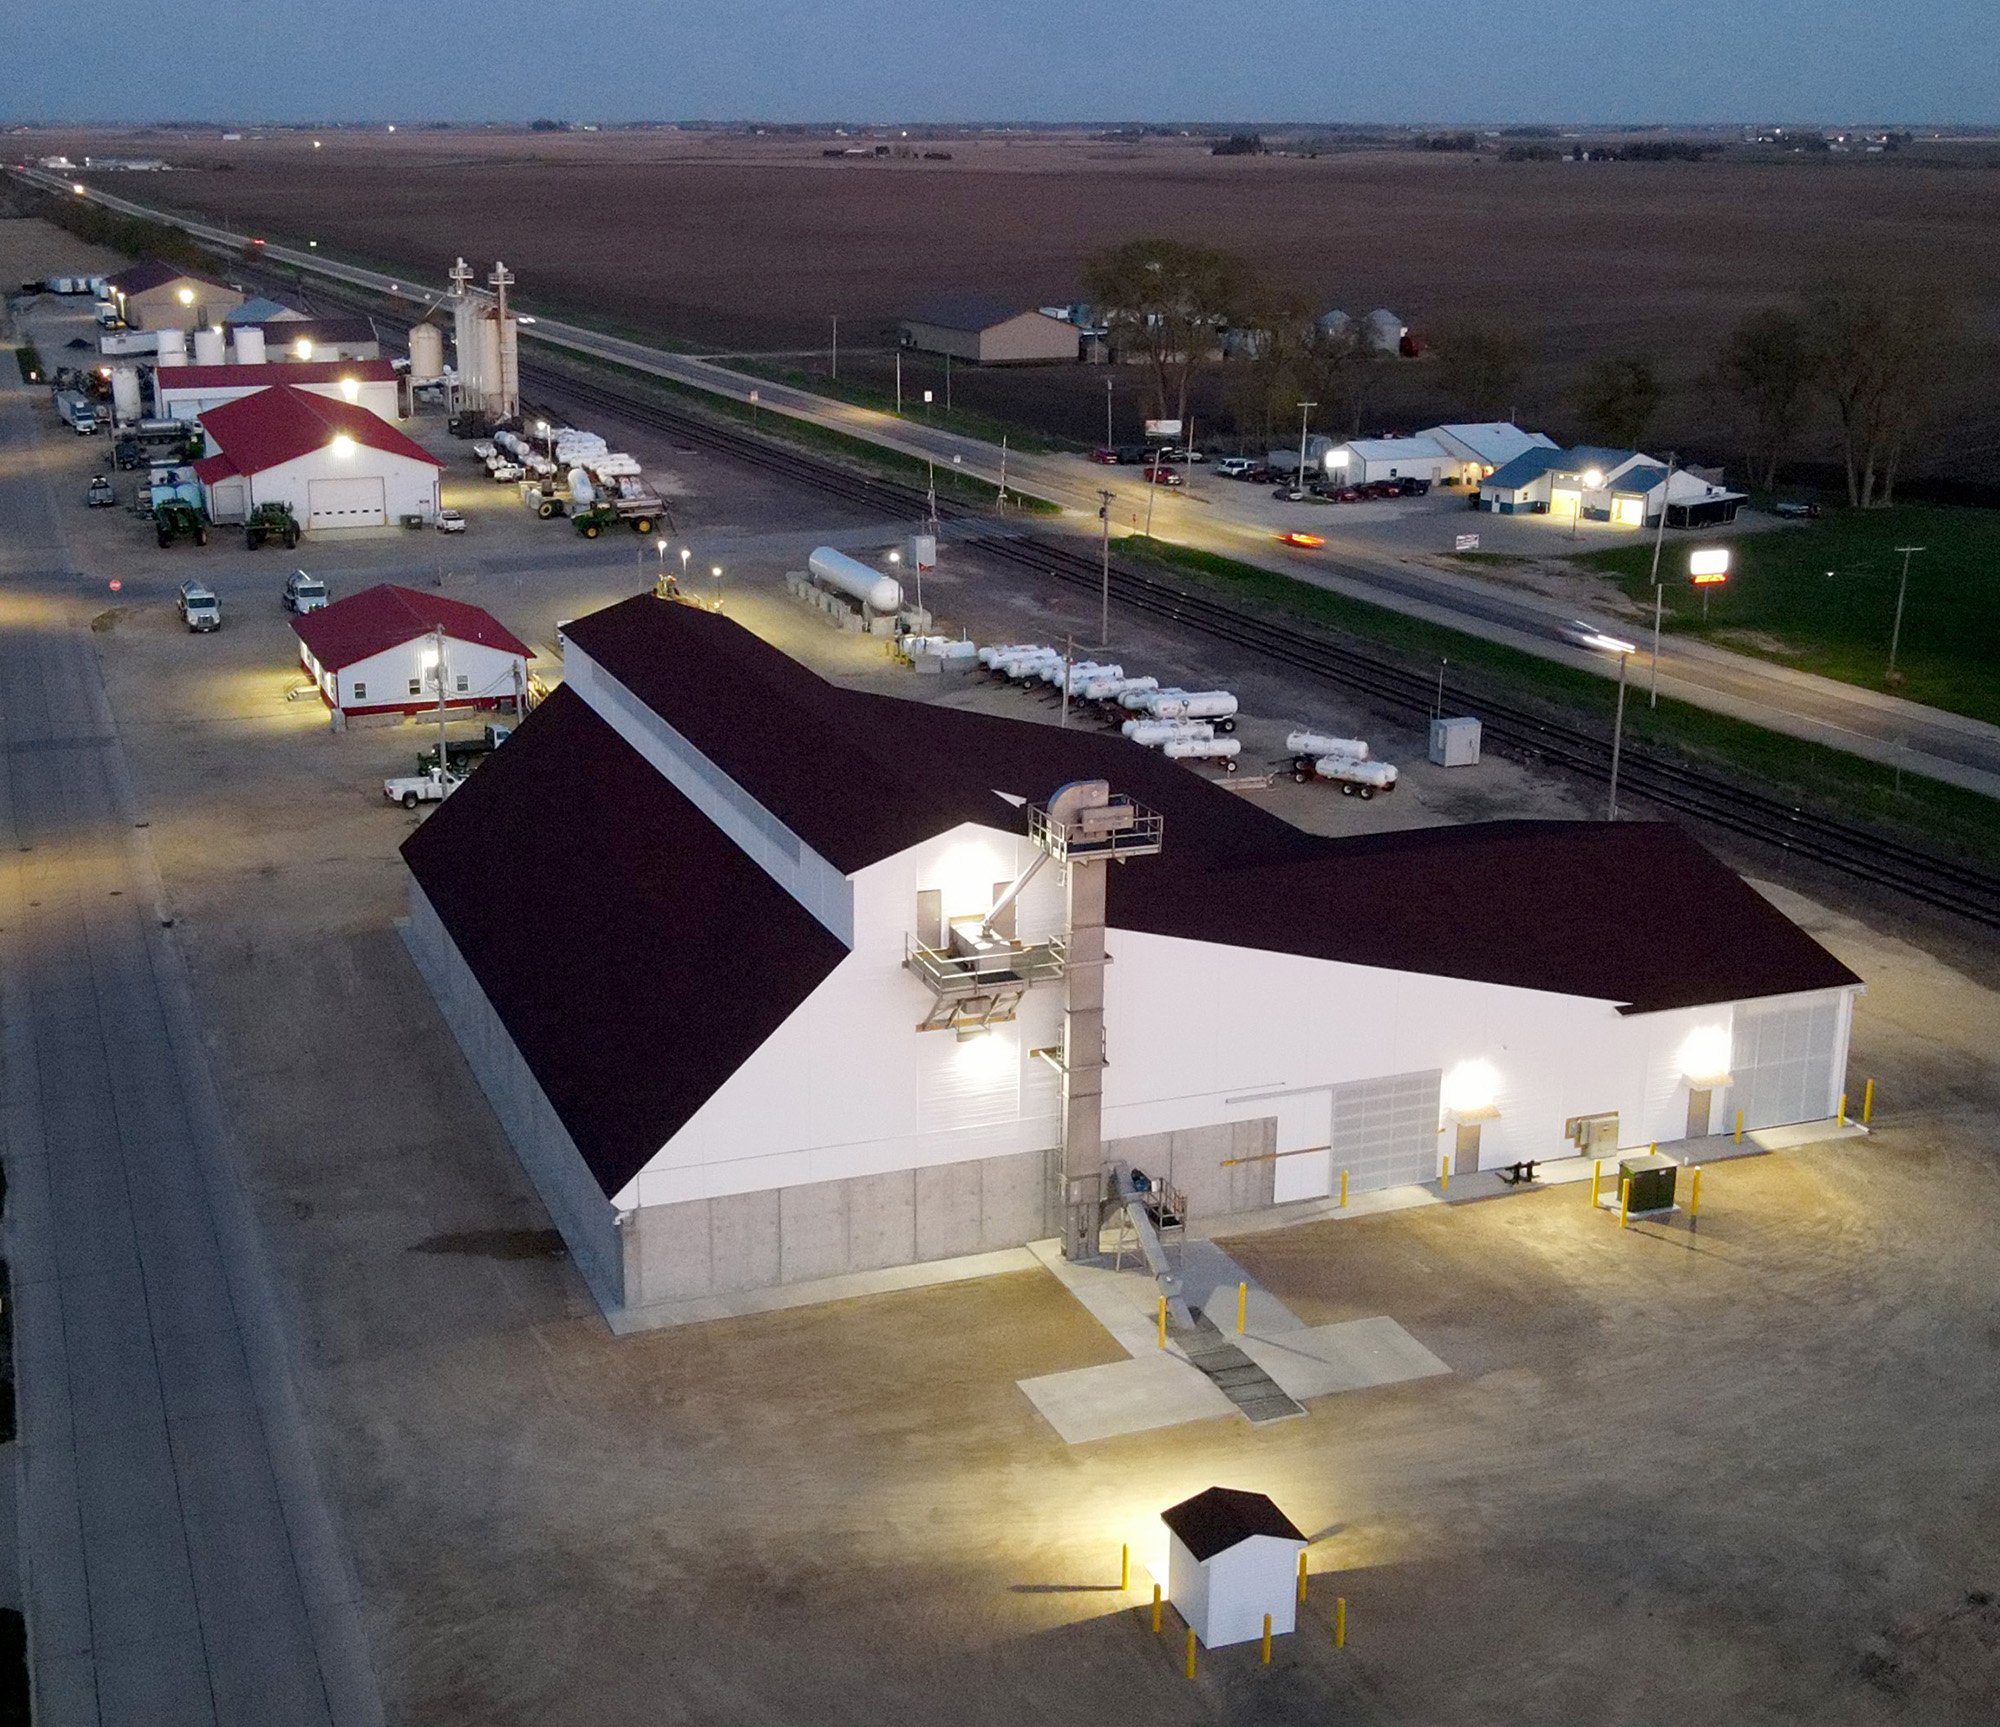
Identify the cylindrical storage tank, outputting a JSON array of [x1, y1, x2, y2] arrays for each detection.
[[1164, 736, 1242, 762], [477, 315, 504, 415], [568, 469, 594, 506], [233, 326, 267, 365], [497, 317, 520, 418], [155, 328, 187, 368], [1122, 685, 1183, 710], [1122, 719, 1214, 745], [808, 546, 902, 614], [192, 327, 225, 366], [407, 323, 444, 384], [110, 366, 142, 424], [1287, 731, 1368, 761], [1150, 690, 1237, 721], [1320, 756, 1398, 789]]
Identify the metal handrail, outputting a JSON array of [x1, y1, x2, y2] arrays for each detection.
[[1028, 798, 1164, 865], [904, 935, 1067, 995]]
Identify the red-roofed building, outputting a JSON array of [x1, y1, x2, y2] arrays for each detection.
[[292, 584, 532, 723], [158, 357, 400, 425], [193, 385, 443, 529]]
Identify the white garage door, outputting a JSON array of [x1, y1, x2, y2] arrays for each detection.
[[1731, 996, 1842, 1131], [307, 476, 386, 528], [209, 480, 246, 523], [1331, 1069, 1442, 1196]]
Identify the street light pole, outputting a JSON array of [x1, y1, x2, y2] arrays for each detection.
[[1105, 377, 1113, 449], [1296, 400, 1317, 489], [711, 564, 723, 612], [1607, 648, 1631, 821], [1888, 545, 1925, 682], [1097, 488, 1114, 646], [895, 348, 902, 416], [1645, 452, 1675, 707], [831, 314, 837, 381]]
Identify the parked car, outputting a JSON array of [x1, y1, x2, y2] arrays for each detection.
[[1333, 487, 1364, 503], [176, 581, 221, 633], [489, 461, 525, 483], [1114, 444, 1147, 465], [382, 766, 460, 810], [1271, 485, 1312, 503], [1360, 482, 1401, 500], [1396, 477, 1432, 497], [1156, 446, 1206, 463], [282, 569, 329, 613], [1141, 465, 1185, 488], [1088, 447, 1122, 465], [113, 438, 145, 471], [86, 475, 116, 508], [1214, 457, 1256, 479], [435, 508, 467, 534], [1771, 500, 1821, 520]]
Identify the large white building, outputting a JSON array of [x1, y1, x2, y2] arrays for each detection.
[[158, 358, 400, 426], [192, 384, 442, 529], [1322, 423, 1557, 488], [1479, 444, 1747, 528], [400, 600, 1860, 1326]]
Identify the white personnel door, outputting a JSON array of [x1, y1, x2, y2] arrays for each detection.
[[307, 476, 386, 528]]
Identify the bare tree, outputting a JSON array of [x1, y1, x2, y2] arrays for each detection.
[[1433, 319, 1533, 421], [1807, 268, 1953, 508], [1301, 318, 1373, 436], [1083, 239, 1249, 426], [1715, 306, 1814, 492], [1222, 284, 1314, 450], [1575, 355, 1663, 449]]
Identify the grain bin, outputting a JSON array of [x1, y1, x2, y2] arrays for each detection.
[[233, 326, 267, 365], [407, 323, 444, 384], [109, 366, 142, 425], [155, 328, 187, 368], [191, 327, 225, 366]]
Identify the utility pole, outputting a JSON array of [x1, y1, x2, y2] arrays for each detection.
[[1296, 400, 1317, 489], [831, 314, 838, 381], [1097, 488, 1115, 646], [1607, 648, 1631, 821], [998, 435, 1008, 512], [1646, 452, 1675, 707], [1105, 376, 1114, 449], [432, 624, 448, 779], [945, 351, 952, 412], [1888, 546, 1925, 682], [895, 348, 902, 415]]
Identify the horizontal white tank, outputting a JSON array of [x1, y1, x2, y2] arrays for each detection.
[[1287, 730, 1369, 761], [1317, 756, 1398, 788], [1149, 690, 1238, 721], [1047, 660, 1118, 692], [808, 546, 903, 614], [233, 325, 267, 364], [1000, 651, 1061, 680], [1121, 684, 1185, 710], [978, 643, 1042, 668], [1164, 736, 1241, 761], [1122, 718, 1214, 745], [1085, 674, 1157, 702], [568, 470, 595, 505]]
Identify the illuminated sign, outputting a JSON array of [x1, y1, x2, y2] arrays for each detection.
[[1689, 547, 1731, 586]]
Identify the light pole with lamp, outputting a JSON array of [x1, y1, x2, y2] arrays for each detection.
[[711, 563, 723, 612], [1568, 468, 1604, 541], [1644, 452, 1675, 707], [1104, 377, 1114, 449], [1096, 488, 1115, 646], [536, 418, 553, 460], [653, 537, 670, 597], [1296, 400, 1317, 492], [1588, 630, 1640, 820], [679, 546, 691, 595], [1887, 545, 1925, 684]]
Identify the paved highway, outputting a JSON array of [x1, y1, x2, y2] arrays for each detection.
[[22, 168, 2000, 798]]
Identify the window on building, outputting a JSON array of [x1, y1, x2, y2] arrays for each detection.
[[352, 682, 366, 700], [408, 678, 421, 696], [455, 674, 469, 693]]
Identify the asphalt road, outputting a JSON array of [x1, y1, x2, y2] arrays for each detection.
[[0, 370, 382, 1722], [22, 170, 2000, 798]]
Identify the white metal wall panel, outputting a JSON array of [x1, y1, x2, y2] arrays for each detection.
[[1731, 994, 1842, 1130], [307, 475, 385, 527], [1332, 1069, 1442, 1194]]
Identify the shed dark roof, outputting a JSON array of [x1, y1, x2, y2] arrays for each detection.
[[108, 260, 229, 297], [402, 689, 848, 1196], [409, 599, 1859, 1197], [1162, 1488, 1305, 1561], [902, 293, 1040, 332]]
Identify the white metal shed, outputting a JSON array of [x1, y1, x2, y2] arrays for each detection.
[[1163, 1487, 1307, 1649]]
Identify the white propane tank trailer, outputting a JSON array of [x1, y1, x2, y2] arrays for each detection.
[[1120, 718, 1214, 746], [1285, 729, 1370, 767], [1297, 755, 1398, 797], [1143, 689, 1238, 732], [1164, 736, 1242, 771]]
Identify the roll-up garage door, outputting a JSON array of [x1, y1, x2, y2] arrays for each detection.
[[209, 480, 245, 523], [1331, 1069, 1442, 1195], [306, 476, 386, 528], [1731, 995, 1841, 1130]]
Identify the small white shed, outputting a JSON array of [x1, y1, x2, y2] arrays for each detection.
[[1162, 1487, 1308, 1649]]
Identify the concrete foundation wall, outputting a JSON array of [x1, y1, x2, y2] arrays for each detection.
[[1107, 1118, 1277, 1221], [621, 1144, 1052, 1308], [401, 883, 624, 1311]]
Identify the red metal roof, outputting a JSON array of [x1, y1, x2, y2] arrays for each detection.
[[292, 584, 531, 673], [195, 383, 441, 477], [192, 452, 238, 483], [160, 359, 397, 392]]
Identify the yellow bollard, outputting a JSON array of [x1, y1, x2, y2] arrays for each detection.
[[1734, 1108, 1744, 1144], [1339, 1169, 1348, 1207], [1262, 1613, 1273, 1665], [1335, 1597, 1347, 1649], [1157, 1295, 1167, 1350], [1185, 1627, 1198, 1679], [1237, 1281, 1248, 1335], [1151, 1583, 1162, 1633], [1649, 1141, 1657, 1157], [1121, 1544, 1130, 1591], [1689, 1166, 1702, 1224], [1297, 1550, 1308, 1604], [1619, 1176, 1631, 1229], [1440, 1155, 1450, 1195], [1590, 1159, 1602, 1208], [1862, 1077, 1875, 1125], [1838, 1091, 1848, 1126]]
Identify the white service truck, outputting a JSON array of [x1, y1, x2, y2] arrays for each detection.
[[56, 390, 101, 434], [382, 766, 460, 809]]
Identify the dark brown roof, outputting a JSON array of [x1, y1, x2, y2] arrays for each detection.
[[1162, 1488, 1305, 1561], [401, 688, 848, 1197], [107, 260, 228, 296], [409, 599, 1858, 1198]]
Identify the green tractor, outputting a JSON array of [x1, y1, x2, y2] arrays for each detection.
[[571, 501, 659, 540], [245, 502, 301, 551], [155, 499, 210, 549]]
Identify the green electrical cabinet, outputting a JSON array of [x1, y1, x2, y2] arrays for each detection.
[[1619, 1153, 1678, 1214]]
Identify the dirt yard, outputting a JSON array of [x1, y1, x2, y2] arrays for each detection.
[[24, 128, 2000, 478]]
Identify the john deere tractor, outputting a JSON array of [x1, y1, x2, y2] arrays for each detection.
[[154, 499, 210, 549], [244, 502, 301, 551]]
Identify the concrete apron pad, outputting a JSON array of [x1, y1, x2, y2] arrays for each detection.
[[1017, 1239, 1446, 1444]]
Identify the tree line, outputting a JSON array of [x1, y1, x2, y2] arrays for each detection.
[[1083, 237, 1956, 505]]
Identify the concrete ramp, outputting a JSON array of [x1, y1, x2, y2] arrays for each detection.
[[1175, 1312, 1305, 1424]]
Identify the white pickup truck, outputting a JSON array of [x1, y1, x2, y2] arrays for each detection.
[[382, 766, 461, 810]]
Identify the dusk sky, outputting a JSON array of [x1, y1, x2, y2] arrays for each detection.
[[6, 0, 1994, 124]]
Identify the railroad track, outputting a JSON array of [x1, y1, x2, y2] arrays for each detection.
[[257, 270, 2000, 931]]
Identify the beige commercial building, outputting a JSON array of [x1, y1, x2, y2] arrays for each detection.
[[898, 295, 1079, 365], [106, 261, 245, 330]]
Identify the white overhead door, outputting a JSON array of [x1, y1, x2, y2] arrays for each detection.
[[208, 480, 246, 523], [307, 475, 386, 529], [1731, 995, 1842, 1131], [1331, 1069, 1442, 1196]]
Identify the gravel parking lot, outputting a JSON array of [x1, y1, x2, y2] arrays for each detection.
[[10, 222, 2000, 1725]]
